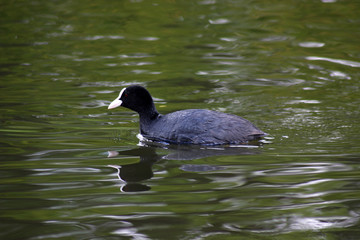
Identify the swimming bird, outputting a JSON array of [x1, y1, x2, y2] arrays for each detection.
[[108, 85, 265, 145]]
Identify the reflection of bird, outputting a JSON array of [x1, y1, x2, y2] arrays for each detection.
[[108, 163, 153, 192], [107, 145, 261, 192], [107, 148, 157, 183], [108, 164, 121, 180], [107, 147, 160, 192], [108, 85, 266, 145]]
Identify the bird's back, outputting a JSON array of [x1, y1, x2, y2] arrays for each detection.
[[142, 109, 265, 145]]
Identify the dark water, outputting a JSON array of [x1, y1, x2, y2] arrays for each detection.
[[1, 0, 360, 239]]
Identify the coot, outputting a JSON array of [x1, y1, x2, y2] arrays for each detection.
[[108, 85, 265, 145]]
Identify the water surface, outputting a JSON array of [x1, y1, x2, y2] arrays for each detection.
[[1, 0, 360, 239]]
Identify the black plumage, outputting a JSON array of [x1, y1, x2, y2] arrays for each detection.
[[108, 85, 265, 145]]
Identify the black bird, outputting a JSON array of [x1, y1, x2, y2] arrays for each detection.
[[108, 85, 265, 145]]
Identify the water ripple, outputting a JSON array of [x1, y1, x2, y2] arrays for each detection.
[[285, 215, 359, 231], [253, 162, 352, 176], [79, 81, 141, 88], [209, 18, 231, 25], [286, 99, 321, 104], [121, 61, 154, 66], [34, 221, 95, 239], [299, 42, 325, 48], [119, 53, 154, 58], [112, 227, 151, 239], [223, 212, 359, 233], [78, 100, 109, 109], [203, 52, 243, 60], [83, 35, 124, 40], [139, 36, 159, 41], [196, 70, 238, 76], [306, 56, 360, 67]]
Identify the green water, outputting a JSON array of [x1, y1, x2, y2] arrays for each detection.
[[1, 0, 360, 239]]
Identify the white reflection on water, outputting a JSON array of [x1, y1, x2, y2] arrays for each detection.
[[121, 61, 154, 66], [253, 162, 352, 176], [112, 227, 150, 240], [288, 216, 357, 230], [299, 42, 325, 48], [223, 213, 359, 233], [285, 99, 321, 104], [139, 36, 159, 41], [203, 52, 243, 60], [209, 18, 231, 24], [83, 35, 125, 40], [196, 70, 238, 76], [330, 70, 351, 79], [306, 56, 360, 68]]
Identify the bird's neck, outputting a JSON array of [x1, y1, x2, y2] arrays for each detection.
[[138, 105, 159, 135]]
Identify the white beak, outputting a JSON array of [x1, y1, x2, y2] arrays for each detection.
[[108, 98, 122, 109], [108, 87, 126, 110]]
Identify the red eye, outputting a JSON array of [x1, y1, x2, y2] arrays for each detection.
[[124, 93, 128, 97]]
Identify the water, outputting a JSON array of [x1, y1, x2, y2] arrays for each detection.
[[1, 0, 360, 239]]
